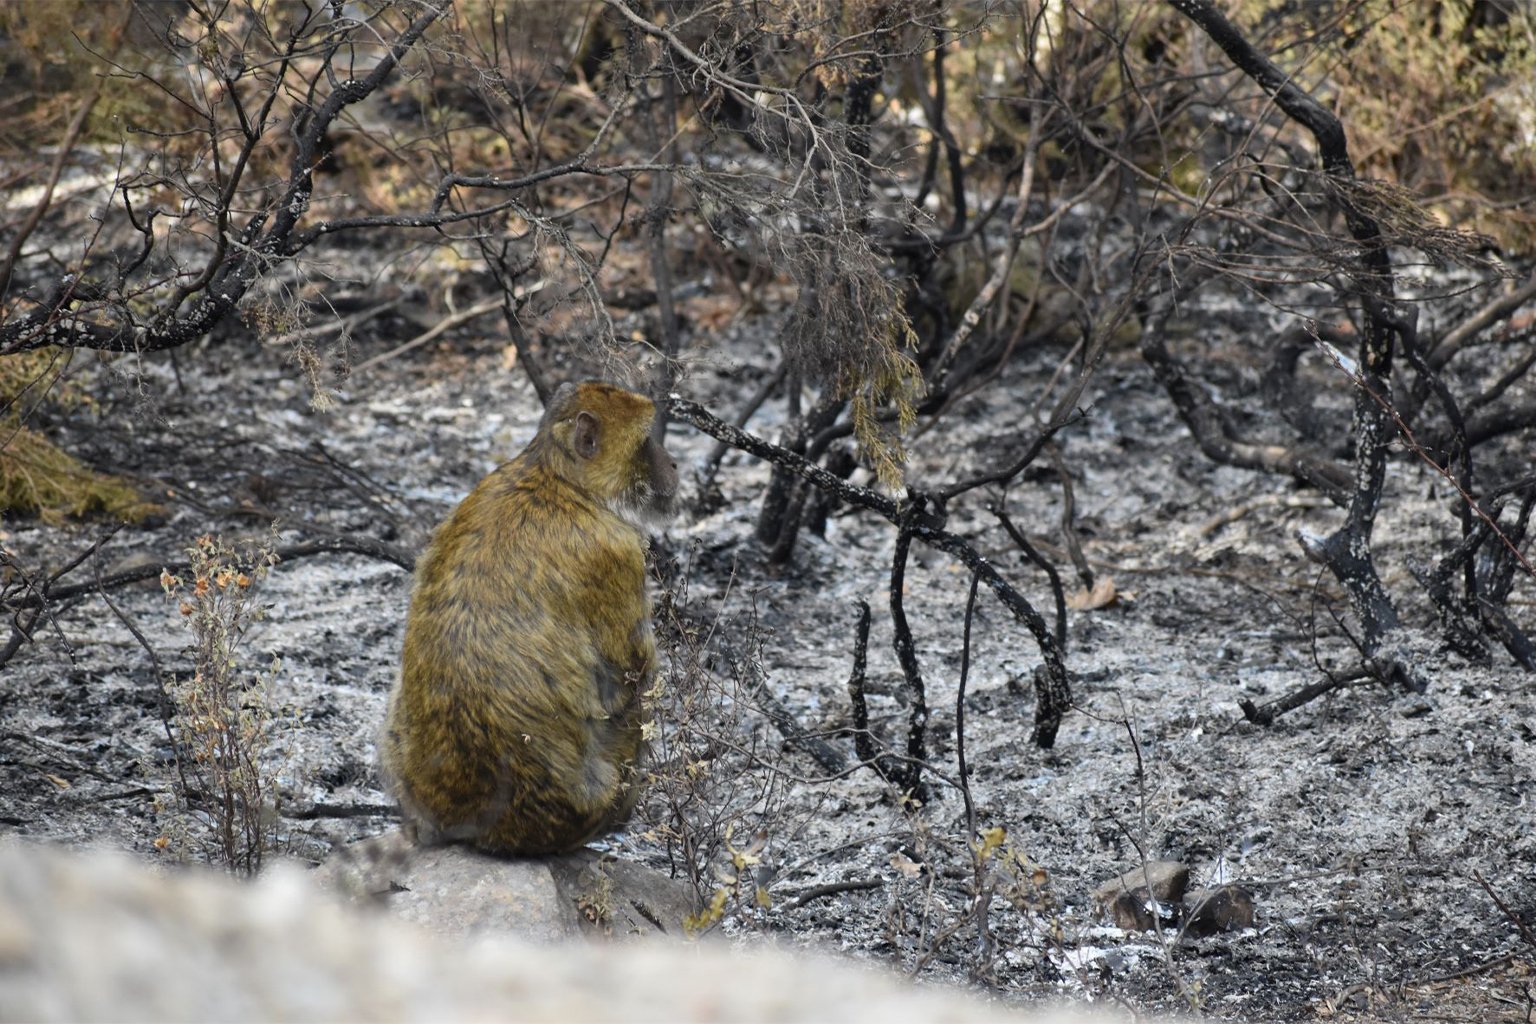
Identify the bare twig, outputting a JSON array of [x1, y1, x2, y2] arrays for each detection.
[[0, 83, 108, 297], [1238, 666, 1376, 726], [92, 543, 183, 795], [669, 395, 1072, 747], [955, 572, 981, 840], [351, 298, 502, 375], [1473, 870, 1536, 952], [267, 297, 405, 350], [3, 535, 415, 617], [697, 366, 787, 495]]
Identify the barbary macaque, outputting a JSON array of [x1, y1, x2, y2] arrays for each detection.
[[381, 381, 677, 855]]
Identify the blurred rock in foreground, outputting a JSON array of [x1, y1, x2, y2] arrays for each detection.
[[0, 838, 1154, 1023]]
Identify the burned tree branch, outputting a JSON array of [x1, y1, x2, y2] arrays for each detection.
[[845, 599, 880, 770], [1238, 666, 1375, 726], [1136, 257, 1355, 503], [887, 526, 930, 798], [0, 4, 445, 357], [993, 505, 1068, 652], [719, 639, 849, 777], [3, 536, 416, 616], [669, 395, 1072, 748], [1170, 0, 1418, 686]]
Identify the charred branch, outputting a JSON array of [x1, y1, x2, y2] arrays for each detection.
[[1139, 287, 1353, 504], [887, 526, 930, 799], [993, 505, 1068, 652], [2, 534, 416, 668], [1170, 0, 1419, 685], [1238, 666, 1376, 726], [0, 4, 445, 356], [845, 599, 879, 769], [695, 366, 787, 500], [669, 395, 1072, 748], [720, 639, 849, 777]]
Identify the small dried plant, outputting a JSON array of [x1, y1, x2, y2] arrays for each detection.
[[157, 534, 284, 875], [638, 555, 789, 932], [682, 825, 773, 935]]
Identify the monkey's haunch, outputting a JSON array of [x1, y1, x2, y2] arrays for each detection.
[[381, 382, 677, 855]]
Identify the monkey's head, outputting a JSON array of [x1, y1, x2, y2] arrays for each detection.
[[539, 381, 678, 528]]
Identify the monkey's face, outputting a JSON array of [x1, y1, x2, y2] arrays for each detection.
[[621, 432, 678, 530], [547, 381, 678, 531]]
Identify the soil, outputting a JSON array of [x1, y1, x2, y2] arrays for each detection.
[[3, 280, 1534, 1023]]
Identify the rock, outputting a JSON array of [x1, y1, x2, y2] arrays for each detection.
[[1099, 889, 1174, 932], [1181, 885, 1256, 935], [374, 843, 586, 942], [1094, 861, 1189, 931], [0, 838, 1150, 1023], [1096, 860, 1190, 903], [1094, 863, 1257, 936], [548, 849, 699, 939], [317, 831, 697, 943]]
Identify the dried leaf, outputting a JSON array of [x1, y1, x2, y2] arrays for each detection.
[[974, 827, 1007, 859], [1066, 576, 1118, 611]]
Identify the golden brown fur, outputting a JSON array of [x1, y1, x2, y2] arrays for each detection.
[[381, 381, 677, 855]]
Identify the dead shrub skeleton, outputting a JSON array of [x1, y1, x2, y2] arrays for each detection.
[[1, 0, 1534, 992]]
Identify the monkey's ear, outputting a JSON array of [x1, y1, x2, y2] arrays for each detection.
[[571, 410, 601, 460]]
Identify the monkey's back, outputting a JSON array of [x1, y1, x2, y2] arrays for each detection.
[[381, 454, 654, 855]]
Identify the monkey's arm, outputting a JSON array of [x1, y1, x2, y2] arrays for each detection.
[[565, 525, 655, 715]]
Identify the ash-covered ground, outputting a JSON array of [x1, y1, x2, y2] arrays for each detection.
[[3, 292, 1533, 1022]]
